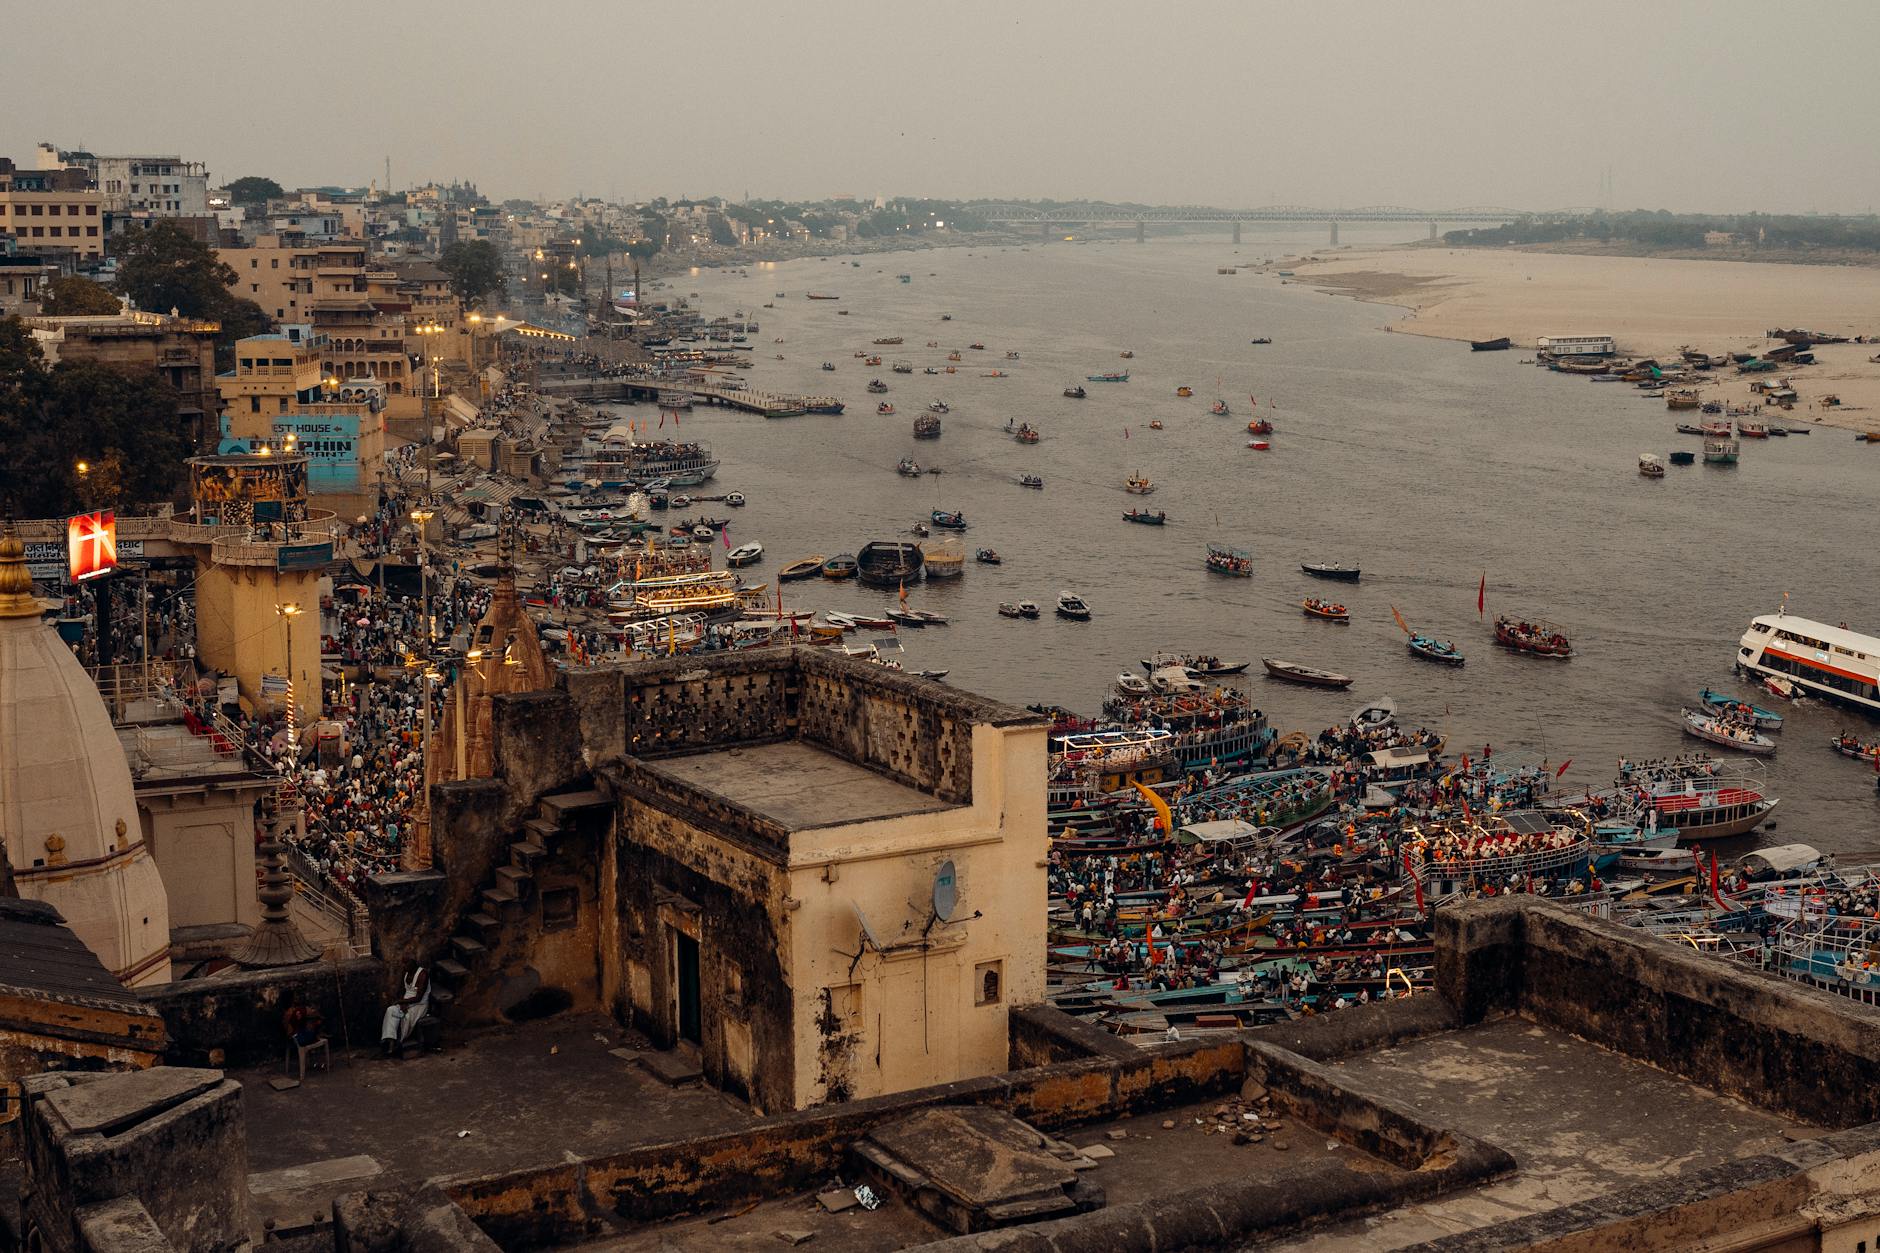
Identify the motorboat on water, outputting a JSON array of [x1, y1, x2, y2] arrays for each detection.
[[1248, 418, 1273, 435], [914, 414, 941, 438], [1014, 423, 1040, 443], [1056, 592, 1093, 620], [1087, 371, 1129, 383], [877, 402, 896, 415], [1262, 658, 1355, 689], [1116, 672, 1151, 695], [1830, 732, 1879, 761], [1148, 420, 1163, 430], [1697, 688, 1783, 731], [1302, 598, 1349, 623], [1301, 562, 1361, 582], [1681, 708, 1777, 755], [779, 555, 826, 581], [1408, 634, 1465, 666], [821, 362, 836, 371], [1247, 439, 1270, 451], [930, 509, 967, 530]]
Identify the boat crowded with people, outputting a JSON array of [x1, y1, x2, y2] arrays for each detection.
[[1125, 474, 1156, 495], [1681, 708, 1778, 755], [1408, 634, 1465, 666], [1495, 616, 1573, 658], [1063, 385, 1086, 398], [1302, 598, 1349, 623], [1206, 544, 1252, 576]]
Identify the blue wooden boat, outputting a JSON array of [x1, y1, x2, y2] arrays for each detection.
[[1698, 687, 1783, 731], [930, 509, 968, 530], [1122, 510, 1167, 525], [1407, 634, 1465, 666]]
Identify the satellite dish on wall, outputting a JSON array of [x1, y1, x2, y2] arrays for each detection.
[[852, 901, 882, 950], [932, 860, 958, 923]]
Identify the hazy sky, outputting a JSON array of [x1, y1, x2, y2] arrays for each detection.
[[11, 0, 1880, 213]]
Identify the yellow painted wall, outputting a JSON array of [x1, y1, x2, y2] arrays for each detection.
[[191, 559, 321, 721]]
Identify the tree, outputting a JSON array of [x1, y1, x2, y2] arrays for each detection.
[[624, 237, 662, 261], [0, 317, 187, 516], [38, 275, 121, 316], [111, 222, 271, 368], [225, 176, 283, 205], [439, 239, 505, 308]]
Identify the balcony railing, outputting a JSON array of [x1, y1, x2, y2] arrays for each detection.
[[207, 514, 341, 567]]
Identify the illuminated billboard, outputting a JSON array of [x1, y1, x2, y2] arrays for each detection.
[[67, 510, 118, 582]]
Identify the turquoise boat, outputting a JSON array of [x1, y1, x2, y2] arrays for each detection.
[[1408, 634, 1465, 666], [1698, 687, 1783, 731]]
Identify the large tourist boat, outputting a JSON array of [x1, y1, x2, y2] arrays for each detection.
[[1561, 756, 1778, 844], [1736, 613, 1880, 715], [574, 437, 719, 488], [1704, 437, 1740, 464]]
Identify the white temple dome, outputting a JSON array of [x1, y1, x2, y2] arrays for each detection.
[[0, 528, 170, 985]]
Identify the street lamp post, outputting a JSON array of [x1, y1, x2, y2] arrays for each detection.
[[410, 507, 435, 644], [276, 602, 304, 759]]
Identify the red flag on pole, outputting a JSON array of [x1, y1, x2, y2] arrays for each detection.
[[1402, 852, 1425, 912], [1477, 574, 1486, 620], [1556, 758, 1573, 778]]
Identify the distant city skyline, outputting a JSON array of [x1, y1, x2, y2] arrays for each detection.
[[10, 0, 1880, 215]]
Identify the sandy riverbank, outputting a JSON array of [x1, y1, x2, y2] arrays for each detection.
[[1273, 246, 1880, 434]]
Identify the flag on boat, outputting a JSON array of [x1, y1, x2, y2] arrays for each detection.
[[1556, 758, 1573, 778], [1391, 605, 1410, 635], [1477, 574, 1486, 620], [1401, 852, 1425, 911], [721, 525, 731, 550], [898, 579, 908, 606]]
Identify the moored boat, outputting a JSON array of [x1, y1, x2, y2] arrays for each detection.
[[779, 555, 826, 582], [1301, 562, 1361, 582], [726, 542, 763, 568], [1471, 336, 1513, 352], [821, 553, 858, 580], [1261, 658, 1354, 689], [856, 541, 924, 587], [1669, 450, 1696, 465], [1704, 437, 1740, 464], [1302, 598, 1349, 623]]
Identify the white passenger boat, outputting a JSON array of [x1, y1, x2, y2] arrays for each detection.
[[1737, 612, 1880, 716]]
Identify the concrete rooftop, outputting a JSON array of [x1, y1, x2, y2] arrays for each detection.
[[649, 741, 960, 831], [237, 1011, 751, 1241], [1272, 1017, 1817, 1250]]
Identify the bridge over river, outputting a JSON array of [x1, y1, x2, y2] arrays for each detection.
[[977, 203, 1557, 245]]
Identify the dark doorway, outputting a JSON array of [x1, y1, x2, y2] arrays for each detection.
[[675, 932, 701, 1044]]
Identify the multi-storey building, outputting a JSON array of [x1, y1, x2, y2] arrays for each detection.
[[22, 311, 220, 448], [36, 144, 209, 217], [216, 330, 387, 508], [0, 159, 104, 261]]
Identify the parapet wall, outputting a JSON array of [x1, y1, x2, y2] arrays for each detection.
[[140, 957, 385, 1070], [578, 648, 1043, 804], [1436, 898, 1880, 1129]]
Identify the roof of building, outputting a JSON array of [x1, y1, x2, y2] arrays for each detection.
[[0, 898, 156, 1015]]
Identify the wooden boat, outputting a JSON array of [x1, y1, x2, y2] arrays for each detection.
[[873, 336, 903, 345], [826, 610, 894, 630], [1666, 390, 1702, 410], [998, 602, 1028, 619], [1248, 418, 1273, 435], [1063, 385, 1086, 398], [1703, 437, 1740, 464], [1698, 688, 1783, 730], [1148, 420, 1163, 430], [913, 414, 941, 439], [1302, 598, 1349, 623], [1494, 615, 1572, 658], [1014, 601, 1041, 619], [1018, 474, 1045, 489], [726, 542, 763, 568], [1675, 423, 1705, 435], [779, 555, 826, 582], [1206, 544, 1251, 577], [1737, 421, 1770, 438], [896, 457, 922, 477], [1014, 423, 1040, 443], [1124, 474, 1156, 495], [1471, 336, 1513, 352], [974, 548, 1002, 564], [876, 402, 896, 415], [1261, 658, 1354, 689], [1669, 450, 1696, 465], [1249, 336, 1273, 345], [887, 607, 948, 626], [1123, 510, 1167, 525], [947, 351, 962, 362], [820, 554, 858, 580], [1407, 634, 1465, 666], [1056, 592, 1093, 620], [930, 509, 967, 530], [1210, 399, 1231, 416], [1681, 709, 1776, 755], [1639, 453, 1666, 478], [867, 379, 888, 393], [1176, 386, 1194, 397], [1087, 371, 1129, 383], [969, 343, 986, 351], [927, 400, 950, 413], [1301, 563, 1360, 582]]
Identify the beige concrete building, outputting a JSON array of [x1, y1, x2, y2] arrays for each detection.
[[0, 530, 172, 987], [23, 311, 221, 449], [218, 332, 387, 514], [0, 160, 104, 260]]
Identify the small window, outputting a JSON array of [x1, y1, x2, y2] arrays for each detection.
[[541, 886, 578, 931], [975, 960, 1003, 1006]]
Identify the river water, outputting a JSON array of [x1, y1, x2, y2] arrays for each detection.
[[622, 228, 1880, 860]]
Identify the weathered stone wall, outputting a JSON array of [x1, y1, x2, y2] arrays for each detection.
[[615, 652, 796, 758], [1006, 1004, 1141, 1070], [445, 1034, 1245, 1248], [604, 769, 796, 1111], [20, 1068, 248, 1253], [1438, 898, 1880, 1129], [139, 958, 384, 1069]]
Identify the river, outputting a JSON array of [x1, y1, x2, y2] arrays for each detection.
[[613, 228, 1880, 860]]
